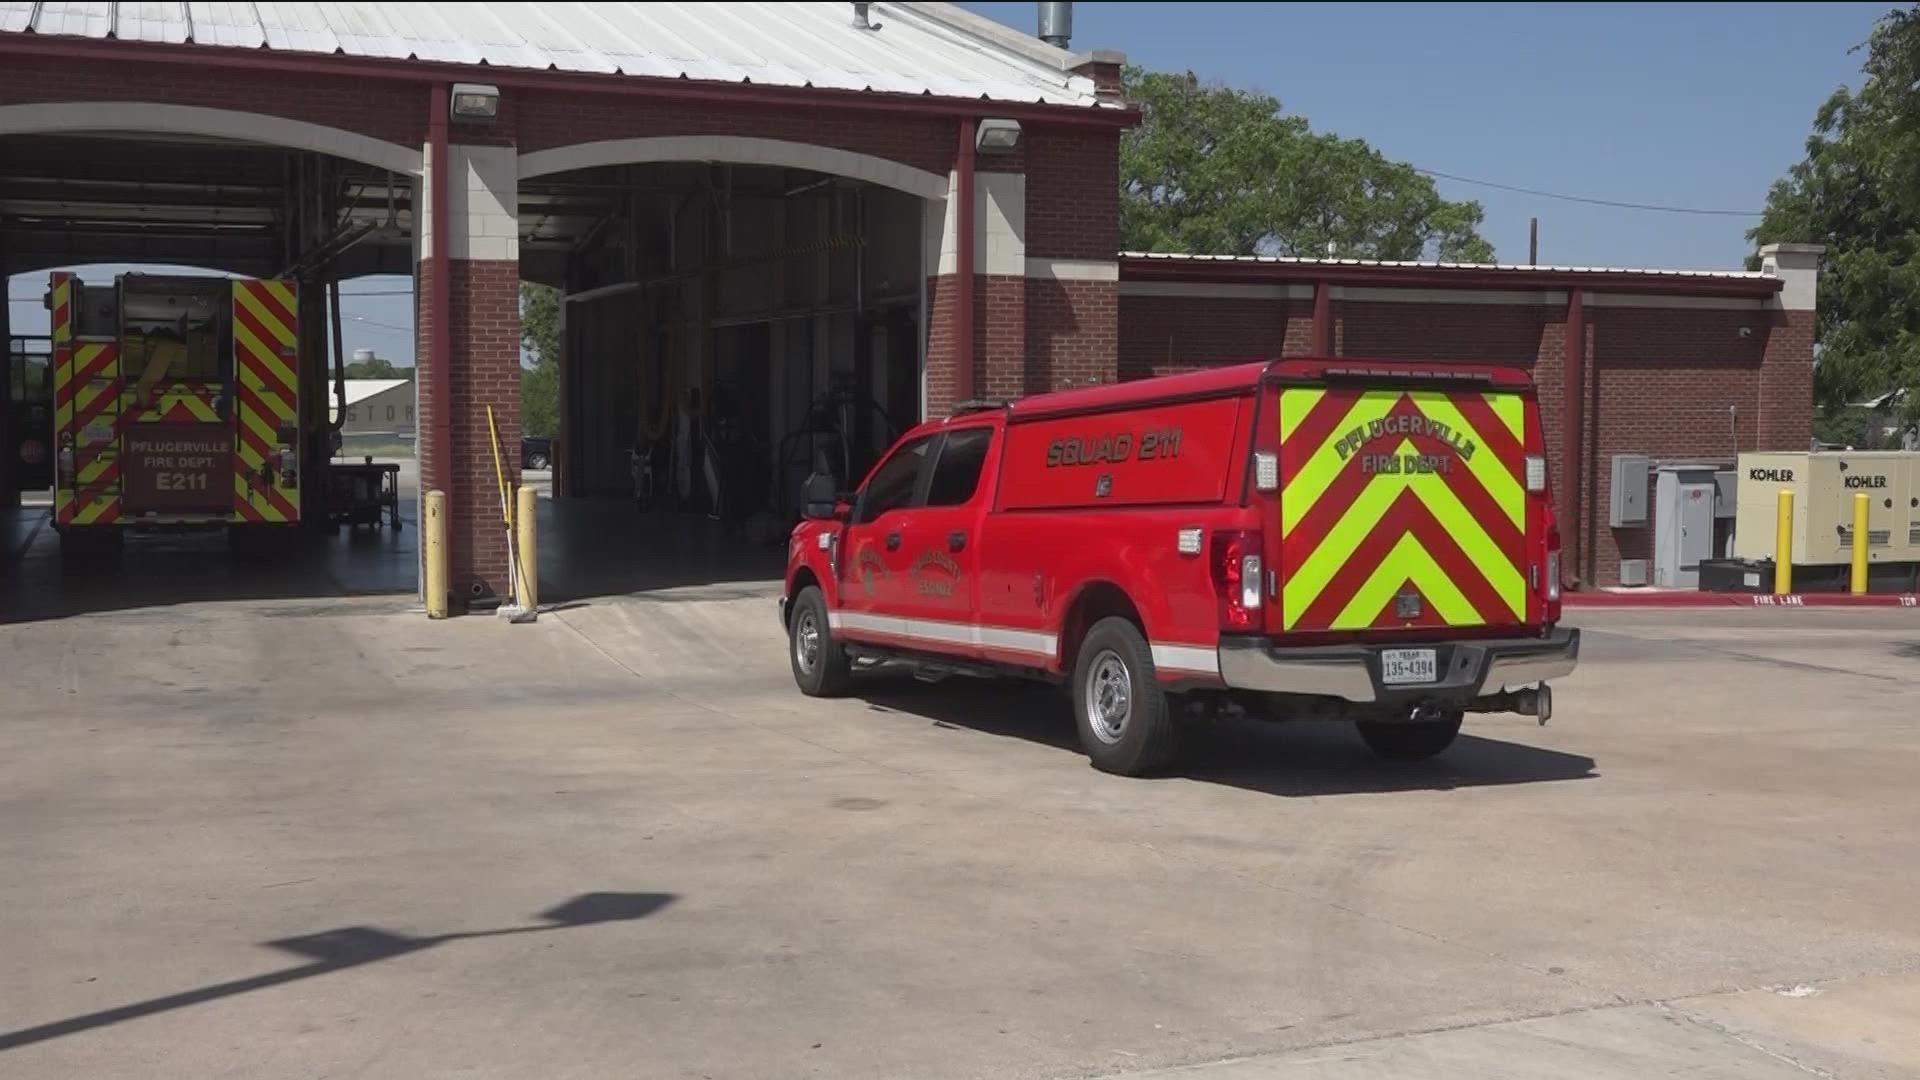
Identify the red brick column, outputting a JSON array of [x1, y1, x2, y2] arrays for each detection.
[[453, 260, 521, 602], [1026, 278, 1117, 390], [1024, 127, 1120, 395], [419, 260, 521, 606], [1756, 308, 1816, 450]]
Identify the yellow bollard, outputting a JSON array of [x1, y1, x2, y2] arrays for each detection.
[[1773, 489, 1794, 596], [424, 489, 449, 619], [1851, 492, 1870, 595], [515, 484, 538, 612]]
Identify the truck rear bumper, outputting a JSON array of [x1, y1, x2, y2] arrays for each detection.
[[1217, 627, 1580, 704]]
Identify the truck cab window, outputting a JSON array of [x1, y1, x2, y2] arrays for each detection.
[[855, 436, 932, 524], [925, 427, 993, 507]]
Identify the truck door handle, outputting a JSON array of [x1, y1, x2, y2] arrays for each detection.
[[885, 531, 901, 551], [948, 530, 967, 552]]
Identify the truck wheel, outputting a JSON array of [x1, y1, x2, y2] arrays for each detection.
[[1356, 712, 1464, 761], [1073, 617, 1178, 776], [789, 586, 851, 697]]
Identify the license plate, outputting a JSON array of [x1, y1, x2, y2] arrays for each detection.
[[1380, 648, 1437, 685]]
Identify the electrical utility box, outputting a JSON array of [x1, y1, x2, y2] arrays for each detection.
[[1653, 464, 1720, 587], [1609, 454, 1650, 527], [1734, 451, 1919, 565]]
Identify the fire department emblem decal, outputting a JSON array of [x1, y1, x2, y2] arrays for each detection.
[[1395, 592, 1423, 620], [856, 549, 887, 596]]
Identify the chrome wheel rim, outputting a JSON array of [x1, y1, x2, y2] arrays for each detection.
[[1085, 650, 1131, 745], [794, 609, 821, 675]]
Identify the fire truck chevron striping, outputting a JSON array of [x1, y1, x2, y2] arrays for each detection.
[[1278, 386, 1528, 631], [48, 272, 303, 534], [232, 279, 301, 523]]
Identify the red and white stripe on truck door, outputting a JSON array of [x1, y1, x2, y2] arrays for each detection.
[[826, 611, 1221, 681]]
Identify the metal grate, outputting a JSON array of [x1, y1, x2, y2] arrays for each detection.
[[1838, 527, 1892, 547], [1911, 523, 1920, 546]]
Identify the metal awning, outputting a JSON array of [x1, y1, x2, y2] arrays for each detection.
[[0, 2, 1110, 110]]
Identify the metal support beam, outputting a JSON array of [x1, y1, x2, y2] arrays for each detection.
[[953, 117, 977, 406], [426, 83, 453, 526], [1562, 288, 1585, 588], [1310, 280, 1332, 356]]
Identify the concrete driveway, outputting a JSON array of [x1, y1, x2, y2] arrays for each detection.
[[2, 596, 1918, 1079]]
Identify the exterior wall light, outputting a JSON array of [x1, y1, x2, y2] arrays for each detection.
[[450, 83, 500, 121], [976, 118, 1022, 153]]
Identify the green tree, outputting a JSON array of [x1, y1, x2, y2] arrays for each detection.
[[1750, 7, 1920, 422], [344, 354, 400, 378], [520, 282, 561, 436], [1121, 68, 1494, 262]]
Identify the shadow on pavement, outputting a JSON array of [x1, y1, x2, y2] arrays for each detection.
[[0, 504, 416, 625], [0, 891, 675, 1053], [860, 676, 1596, 797], [536, 498, 784, 604]]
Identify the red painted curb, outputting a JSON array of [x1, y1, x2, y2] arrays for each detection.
[[1566, 592, 1920, 609]]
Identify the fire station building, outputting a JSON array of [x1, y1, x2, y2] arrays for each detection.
[[0, 2, 1818, 598]]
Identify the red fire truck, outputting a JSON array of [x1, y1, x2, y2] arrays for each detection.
[[48, 272, 304, 559], [782, 358, 1578, 776]]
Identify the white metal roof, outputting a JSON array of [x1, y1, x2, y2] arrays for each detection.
[[1851, 388, 1909, 411], [0, 2, 1108, 108], [339, 378, 410, 407], [1120, 251, 1773, 281]]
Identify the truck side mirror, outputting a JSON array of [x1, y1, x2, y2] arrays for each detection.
[[801, 473, 844, 520]]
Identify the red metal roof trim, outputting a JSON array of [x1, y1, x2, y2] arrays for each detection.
[[1120, 253, 1782, 299]]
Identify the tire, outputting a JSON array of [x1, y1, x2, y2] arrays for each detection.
[[1072, 616, 1178, 776], [527, 453, 549, 471], [788, 586, 851, 697], [1356, 712, 1464, 761]]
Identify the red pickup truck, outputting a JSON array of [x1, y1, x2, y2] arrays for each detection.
[[782, 358, 1578, 776]]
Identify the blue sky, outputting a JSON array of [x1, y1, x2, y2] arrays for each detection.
[[966, 0, 1893, 269], [7, 2, 1891, 364]]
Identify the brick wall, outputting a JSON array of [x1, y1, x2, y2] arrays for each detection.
[[1118, 295, 1312, 378], [1336, 301, 1556, 366], [1024, 127, 1119, 261], [1026, 279, 1119, 395], [982, 275, 1027, 400], [926, 274, 960, 419], [418, 259, 522, 607], [924, 275, 1120, 416], [0, 54, 428, 148], [1583, 304, 1776, 586], [1117, 287, 1814, 588]]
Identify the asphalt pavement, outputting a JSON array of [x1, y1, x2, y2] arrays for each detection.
[[2, 591, 1918, 1079]]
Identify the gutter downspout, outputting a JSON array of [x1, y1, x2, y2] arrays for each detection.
[[1310, 280, 1332, 355], [954, 117, 977, 407], [427, 84, 454, 573], [1562, 288, 1585, 588]]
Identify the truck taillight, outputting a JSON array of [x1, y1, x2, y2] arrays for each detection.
[[1524, 454, 1548, 493], [1252, 451, 1279, 493], [57, 445, 75, 484], [1210, 530, 1264, 630], [277, 445, 296, 487]]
